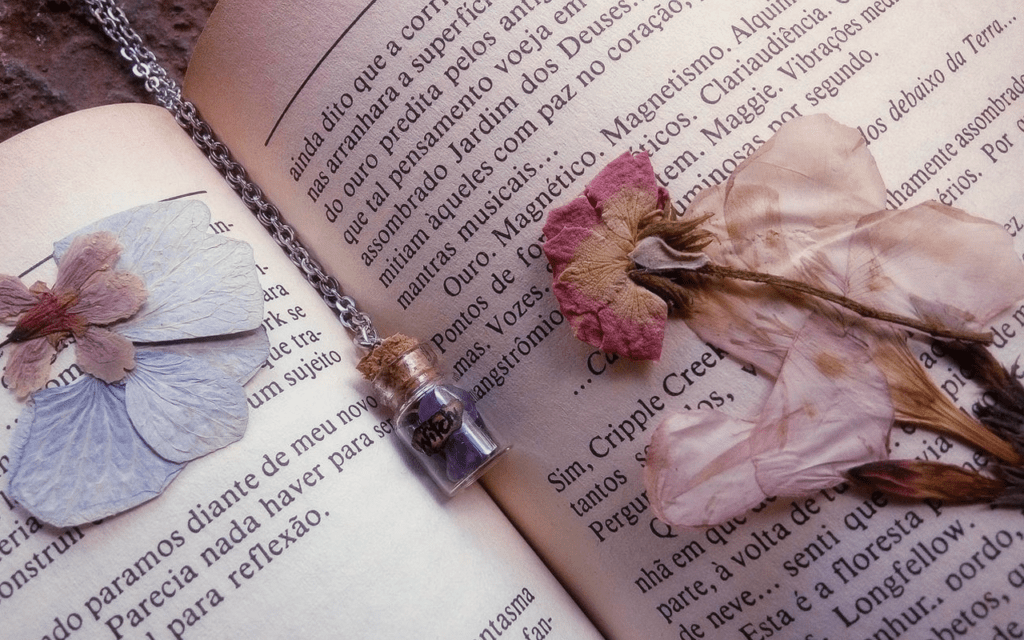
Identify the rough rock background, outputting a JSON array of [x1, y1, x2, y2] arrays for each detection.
[[1, 0, 217, 143]]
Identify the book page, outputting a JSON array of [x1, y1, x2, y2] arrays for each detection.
[[0, 104, 604, 639], [185, 1, 1024, 638]]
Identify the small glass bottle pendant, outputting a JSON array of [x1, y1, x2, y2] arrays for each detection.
[[366, 338, 508, 495]]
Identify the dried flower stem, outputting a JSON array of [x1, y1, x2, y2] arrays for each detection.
[[700, 263, 993, 342], [633, 262, 992, 343]]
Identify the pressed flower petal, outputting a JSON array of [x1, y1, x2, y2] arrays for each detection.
[[118, 235, 262, 342], [75, 326, 137, 383], [596, 293, 666, 360], [586, 151, 669, 215], [646, 410, 768, 528], [5, 378, 185, 527], [0, 275, 37, 322], [712, 184, 790, 272], [551, 280, 610, 351], [649, 315, 892, 527], [556, 226, 635, 293], [844, 202, 1024, 333], [690, 114, 885, 271], [543, 196, 603, 280], [749, 315, 892, 497], [54, 200, 263, 342], [51, 232, 121, 294], [545, 223, 600, 286], [5, 338, 56, 398], [552, 270, 667, 361], [684, 282, 807, 379], [600, 187, 663, 247], [69, 269, 147, 326], [126, 350, 248, 463]]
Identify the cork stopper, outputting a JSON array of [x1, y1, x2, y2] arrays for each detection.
[[357, 334, 418, 380], [358, 334, 439, 408]]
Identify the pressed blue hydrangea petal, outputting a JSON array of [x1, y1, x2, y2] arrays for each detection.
[[139, 327, 270, 384], [126, 350, 248, 463], [54, 200, 263, 342], [6, 379, 185, 527]]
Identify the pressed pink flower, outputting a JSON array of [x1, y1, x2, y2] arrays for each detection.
[[639, 116, 1024, 526], [543, 152, 679, 360], [543, 116, 1024, 526], [2, 231, 147, 396]]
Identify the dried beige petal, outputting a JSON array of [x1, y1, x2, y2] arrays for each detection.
[[749, 315, 892, 497], [689, 114, 886, 272], [648, 312, 894, 526]]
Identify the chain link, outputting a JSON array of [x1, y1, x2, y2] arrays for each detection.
[[83, 0, 381, 350]]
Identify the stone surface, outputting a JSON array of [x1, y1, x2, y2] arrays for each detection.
[[0, 0, 217, 143]]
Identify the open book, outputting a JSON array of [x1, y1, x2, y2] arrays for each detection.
[[3, 0, 1023, 637]]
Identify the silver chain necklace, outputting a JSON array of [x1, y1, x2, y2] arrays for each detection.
[[83, 0, 381, 350]]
